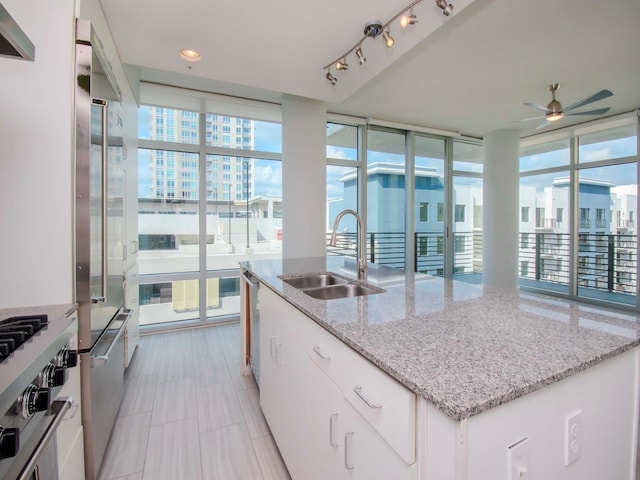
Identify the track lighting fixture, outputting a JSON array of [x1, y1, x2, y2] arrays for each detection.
[[323, 0, 454, 84], [435, 0, 454, 16]]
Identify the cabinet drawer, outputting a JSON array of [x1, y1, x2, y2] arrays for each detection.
[[343, 346, 416, 464], [296, 312, 344, 391]]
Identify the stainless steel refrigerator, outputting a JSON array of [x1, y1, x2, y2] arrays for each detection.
[[74, 18, 132, 480]]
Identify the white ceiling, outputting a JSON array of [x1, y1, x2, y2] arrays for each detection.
[[100, 0, 640, 138]]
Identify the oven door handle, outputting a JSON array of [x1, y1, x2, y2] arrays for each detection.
[[91, 309, 133, 368], [17, 397, 73, 480]]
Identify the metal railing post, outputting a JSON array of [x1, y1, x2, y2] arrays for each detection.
[[535, 233, 541, 281], [370, 232, 375, 264], [414, 233, 418, 273], [608, 234, 615, 292]]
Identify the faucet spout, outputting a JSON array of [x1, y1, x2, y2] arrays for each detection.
[[329, 209, 367, 281]]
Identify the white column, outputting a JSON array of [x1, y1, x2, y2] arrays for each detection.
[[282, 95, 327, 259], [483, 129, 520, 290]]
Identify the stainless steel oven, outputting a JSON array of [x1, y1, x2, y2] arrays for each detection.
[[0, 311, 78, 480], [9, 398, 73, 480]]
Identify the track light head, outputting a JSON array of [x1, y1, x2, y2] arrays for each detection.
[[435, 0, 454, 15], [336, 57, 349, 71], [400, 8, 418, 27], [382, 29, 394, 48], [355, 47, 366, 65], [325, 70, 337, 85]]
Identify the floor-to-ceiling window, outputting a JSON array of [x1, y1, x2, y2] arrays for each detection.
[[452, 141, 483, 283], [137, 89, 282, 327], [325, 121, 483, 279], [414, 135, 445, 276], [519, 116, 638, 308], [326, 123, 359, 257], [519, 138, 571, 294], [367, 127, 407, 269]]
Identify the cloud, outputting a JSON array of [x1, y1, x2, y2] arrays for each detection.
[[326, 145, 354, 160], [253, 161, 282, 196], [581, 147, 611, 163]]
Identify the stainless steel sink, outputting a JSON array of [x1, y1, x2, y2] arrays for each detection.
[[280, 273, 348, 289], [279, 272, 384, 300], [303, 283, 383, 300]]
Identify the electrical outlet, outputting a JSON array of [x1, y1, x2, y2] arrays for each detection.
[[508, 437, 529, 480], [564, 410, 582, 466]]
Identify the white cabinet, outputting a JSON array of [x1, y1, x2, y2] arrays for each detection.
[[124, 264, 139, 368], [56, 333, 85, 478], [343, 344, 416, 464], [307, 362, 345, 480], [258, 289, 309, 480], [259, 286, 417, 480]]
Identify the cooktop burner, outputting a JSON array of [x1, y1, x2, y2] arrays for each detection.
[[0, 315, 48, 362]]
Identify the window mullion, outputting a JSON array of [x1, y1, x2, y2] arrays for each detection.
[[198, 109, 207, 320]]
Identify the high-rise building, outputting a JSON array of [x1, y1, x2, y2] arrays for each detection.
[[147, 107, 255, 202]]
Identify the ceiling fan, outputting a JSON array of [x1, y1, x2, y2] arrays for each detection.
[[522, 84, 613, 130]]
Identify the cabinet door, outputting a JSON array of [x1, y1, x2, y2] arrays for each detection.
[[308, 360, 346, 480], [259, 307, 279, 436], [277, 326, 309, 480], [343, 404, 417, 480]]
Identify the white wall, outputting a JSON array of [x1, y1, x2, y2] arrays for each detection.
[[282, 95, 326, 259], [0, 0, 77, 308], [483, 129, 520, 290], [466, 348, 638, 479], [0, 0, 138, 309]]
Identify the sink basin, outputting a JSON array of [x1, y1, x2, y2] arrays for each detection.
[[280, 273, 348, 289], [303, 283, 384, 300], [280, 272, 384, 300]]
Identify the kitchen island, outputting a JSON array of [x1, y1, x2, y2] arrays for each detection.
[[242, 256, 640, 480]]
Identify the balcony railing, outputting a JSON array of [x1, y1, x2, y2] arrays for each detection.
[[579, 219, 591, 228], [326, 231, 483, 277], [536, 218, 557, 229], [519, 232, 637, 295], [617, 219, 635, 228], [328, 231, 637, 300]]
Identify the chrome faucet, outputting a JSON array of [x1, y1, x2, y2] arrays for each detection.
[[330, 209, 367, 281]]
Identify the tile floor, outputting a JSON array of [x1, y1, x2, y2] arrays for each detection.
[[98, 323, 292, 480]]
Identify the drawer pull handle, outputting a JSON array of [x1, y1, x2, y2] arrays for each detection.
[[63, 403, 80, 421], [353, 386, 382, 409], [329, 413, 339, 447], [275, 343, 282, 366], [313, 346, 331, 360], [345, 431, 355, 470], [270, 337, 277, 358]]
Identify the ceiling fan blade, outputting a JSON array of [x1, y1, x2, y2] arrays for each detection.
[[535, 119, 550, 130], [565, 107, 611, 116], [563, 89, 613, 113], [520, 114, 546, 121], [523, 102, 550, 113]]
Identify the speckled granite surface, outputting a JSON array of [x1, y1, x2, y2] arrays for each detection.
[[241, 256, 640, 421], [0, 304, 77, 321]]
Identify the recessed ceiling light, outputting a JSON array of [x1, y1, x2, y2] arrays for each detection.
[[179, 49, 201, 62]]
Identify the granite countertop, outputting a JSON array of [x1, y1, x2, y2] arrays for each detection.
[[0, 303, 77, 321], [241, 256, 640, 421]]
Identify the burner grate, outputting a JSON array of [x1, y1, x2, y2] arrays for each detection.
[[0, 315, 48, 362]]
